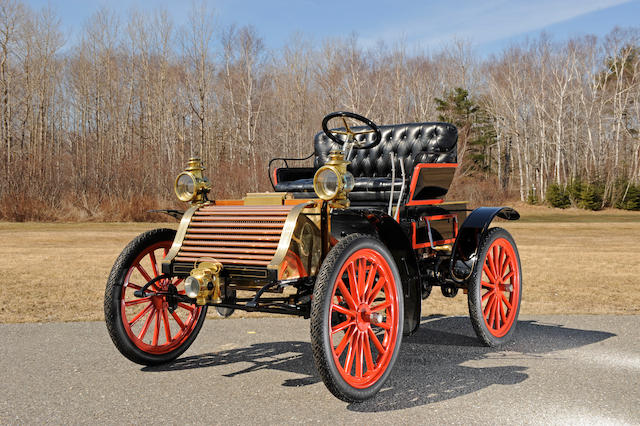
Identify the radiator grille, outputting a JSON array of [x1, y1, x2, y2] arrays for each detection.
[[174, 205, 295, 267]]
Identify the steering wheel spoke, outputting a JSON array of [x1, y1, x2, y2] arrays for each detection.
[[322, 111, 381, 150]]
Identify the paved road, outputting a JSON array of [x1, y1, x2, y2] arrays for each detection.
[[1, 315, 638, 425]]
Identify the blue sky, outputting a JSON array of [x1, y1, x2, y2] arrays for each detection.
[[24, 0, 640, 56]]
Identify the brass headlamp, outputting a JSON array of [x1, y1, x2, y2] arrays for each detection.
[[313, 150, 354, 208], [184, 260, 223, 306], [174, 157, 211, 204]]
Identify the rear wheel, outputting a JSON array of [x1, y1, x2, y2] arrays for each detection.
[[104, 228, 206, 365], [311, 234, 403, 402], [467, 227, 522, 346]]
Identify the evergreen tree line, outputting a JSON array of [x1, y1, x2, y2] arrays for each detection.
[[0, 0, 638, 220]]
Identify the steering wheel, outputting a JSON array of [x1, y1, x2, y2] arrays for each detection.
[[321, 111, 381, 150]]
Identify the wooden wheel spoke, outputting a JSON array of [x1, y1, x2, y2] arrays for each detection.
[[499, 298, 507, 326], [129, 302, 153, 326], [347, 263, 359, 303], [483, 263, 497, 283], [363, 333, 375, 372], [332, 319, 355, 334], [357, 259, 366, 301], [502, 270, 514, 282], [500, 252, 510, 278], [355, 333, 363, 378], [137, 307, 155, 340], [149, 251, 159, 277], [152, 310, 160, 346], [344, 334, 356, 374], [481, 291, 492, 302], [481, 280, 495, 288], [125, 297, 151, 306], [501, 292, 512, 310], [371, 300, 391, 312], [367, 327, 385, 355], [331, 303, 356, 317], [136, 264, 153, 283], [497, 247, 505, 278], [171, 310, 186, 329], [127, 283, 142, 291], [337, 279, 357, 310], [489, 297, 496, 327], [367, 276, 386, 304], [178, 303, 195, 313], [483, 294, 494, 317], [335, 325, 355, 357], [162, 308, 172, 343], [376, 321, 391, 330], [363, 263, 377, 301], [492, 246, 500, 278]]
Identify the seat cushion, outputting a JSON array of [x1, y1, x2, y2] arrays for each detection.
[[314, 122, 457, 177], [272, 121, 458, 204], [274, 177, 404, 194]]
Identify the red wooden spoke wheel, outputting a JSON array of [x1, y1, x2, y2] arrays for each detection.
[[468, 227, 522, 346], [311, 234, 403, 402], [105, 228, 207, 365]]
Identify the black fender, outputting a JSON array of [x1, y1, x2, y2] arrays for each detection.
[[147, 209, 184, 219], [450, 207, 520, 282], [331, 209, 422, 336]]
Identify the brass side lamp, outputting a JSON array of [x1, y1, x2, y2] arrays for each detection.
[[174, 157, 211, 204], [313, 149, 355, 208]]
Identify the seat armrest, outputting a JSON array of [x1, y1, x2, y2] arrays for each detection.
[[275, 167, 315, 184]]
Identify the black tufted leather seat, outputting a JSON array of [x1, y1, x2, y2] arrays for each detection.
[[274, 122, 457, 202]]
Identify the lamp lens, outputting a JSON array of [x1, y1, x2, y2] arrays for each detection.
[[184, 276, 200, 298], [315, 168, 339, 199], [343, 172, 355, 192], [176, 173, 196, 201]]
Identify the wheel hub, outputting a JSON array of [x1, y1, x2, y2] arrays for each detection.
[[355, 304, 371, 331]]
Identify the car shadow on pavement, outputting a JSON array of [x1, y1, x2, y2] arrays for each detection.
[[143, 315, 614, 411]]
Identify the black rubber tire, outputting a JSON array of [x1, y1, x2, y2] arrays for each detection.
[[467, 227, 522, 347], [310, 233, 404, 402], [104, 228, 207, 366]]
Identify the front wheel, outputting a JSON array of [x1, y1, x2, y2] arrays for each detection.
[[310, 234, 403, 402], [467, 227, 522, 346], [104, 228, 207, 365]]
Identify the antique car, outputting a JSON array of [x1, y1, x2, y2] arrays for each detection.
[[104, 111, 522, 402]]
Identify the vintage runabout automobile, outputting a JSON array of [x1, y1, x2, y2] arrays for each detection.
[[104, 111, 522, 402]]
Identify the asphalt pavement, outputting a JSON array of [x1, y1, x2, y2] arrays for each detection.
[[1, 315, 638, 425]]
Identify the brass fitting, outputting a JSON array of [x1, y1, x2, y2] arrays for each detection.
[[174, 157, 212, 204], [184, 261, 223, 306], [313, 150, 354, 209]]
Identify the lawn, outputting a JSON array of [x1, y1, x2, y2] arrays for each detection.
[[1, 205, 639, 323]]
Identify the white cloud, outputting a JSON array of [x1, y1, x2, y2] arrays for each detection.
[[360, 0, 632, 49]]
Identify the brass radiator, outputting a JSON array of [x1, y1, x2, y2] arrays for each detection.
[[162, 202, 319, 282], [175, 205, 293, 266]]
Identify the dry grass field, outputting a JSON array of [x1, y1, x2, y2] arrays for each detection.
[[1, 204, 639, 323]]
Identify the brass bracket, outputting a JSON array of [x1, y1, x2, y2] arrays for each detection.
[[189, 260, 224, 305]]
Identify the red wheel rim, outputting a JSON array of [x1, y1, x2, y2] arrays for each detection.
[[480, 238, 520, 338], [328, 248, 399, 388], [120, 241, 203, 354]]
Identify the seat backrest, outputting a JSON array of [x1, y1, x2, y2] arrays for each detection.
[[313, 122, 457, 178]]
